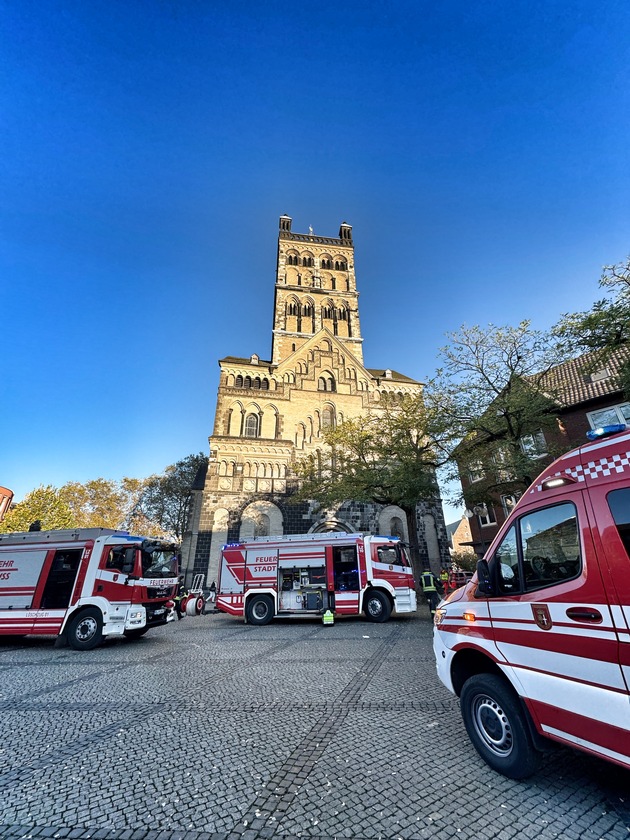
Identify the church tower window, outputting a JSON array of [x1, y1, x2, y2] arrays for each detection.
[[244, 414, 259, 438]]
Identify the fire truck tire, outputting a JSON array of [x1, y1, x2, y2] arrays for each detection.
[[460, 673, 542, 779], [246, 594, 274, 625], [195, 596, 205, 615], [66, 608, 103, 651], [363, 590, 392, 623]]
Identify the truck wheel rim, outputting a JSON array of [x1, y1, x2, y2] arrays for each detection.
[[77, 617, 98, 642], [368, 599, 382, 616], [471, 694, 513, 756], [253, 602, 267, 619]]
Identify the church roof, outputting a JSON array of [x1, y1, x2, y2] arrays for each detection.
[[219, 355, 273, 366], [367, 368, 422, 385]]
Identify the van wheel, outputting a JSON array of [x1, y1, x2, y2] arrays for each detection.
[[460, 674, 542, 779], [363, 590, 392, 623], [246, 595, 274, 625], [67, 608, 103, 651]]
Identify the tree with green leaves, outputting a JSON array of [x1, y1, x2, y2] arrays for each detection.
[[59, 478, 133, 529], [292, 394, 453, 580], [0, 485, 74, 533], [553, 256, 630, 398], [133, 453, 208, 541], [429, 321, 571, 505]]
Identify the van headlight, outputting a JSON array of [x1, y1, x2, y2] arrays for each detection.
[[434, 608, 447, 627]]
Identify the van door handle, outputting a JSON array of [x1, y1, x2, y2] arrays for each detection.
[[566, 607, 602, 623]]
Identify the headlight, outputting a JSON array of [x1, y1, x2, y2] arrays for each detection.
[[129, 610, 143, 621], [434, 608, 446, 627]]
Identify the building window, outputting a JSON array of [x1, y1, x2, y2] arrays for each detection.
[[520, 430, 548, 458], [244, 414, 259, 438], [468, 461, 484, 483], [477, 504, 497, 528], [501, 494, 520, 517], [235, 375, 243, 388], [318, 375, 336, 392], [587, 402, 630, 429], [321, 407, 335, 430]]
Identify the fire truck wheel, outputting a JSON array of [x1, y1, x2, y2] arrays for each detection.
[[246, 594, 274, 625], [460, 673, 542, 779], [67, 608, 103, 651], [363, 590, 392, 623], [195, 596, 205, 614]]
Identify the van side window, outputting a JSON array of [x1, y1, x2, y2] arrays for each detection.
[[608, 489, 630, 558], [520, 502, 580, 589], [489, 502, 581, 595], [494, 526, 520, 592]]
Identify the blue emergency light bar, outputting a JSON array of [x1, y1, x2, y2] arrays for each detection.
[[586, 423, 628, 441]]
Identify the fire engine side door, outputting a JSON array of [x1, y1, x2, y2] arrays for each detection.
[[486, 495, 629, 763], [96, 544, 138, 601], [328, 543, 361, 615]]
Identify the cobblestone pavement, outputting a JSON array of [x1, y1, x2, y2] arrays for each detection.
[[1, 608, 629, 840]]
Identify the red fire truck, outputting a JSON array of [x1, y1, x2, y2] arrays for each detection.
[[0, 527, 179, 650], [216, 531, 417, 624], [434, 423, 630, 778]]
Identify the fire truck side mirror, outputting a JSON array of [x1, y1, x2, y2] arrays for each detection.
[[475, 558, 495, 597]]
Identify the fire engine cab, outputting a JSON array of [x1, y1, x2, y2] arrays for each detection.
[[0, 528, 179, 650], [434, 423, 630, 778], [217, 531, 417, 625]]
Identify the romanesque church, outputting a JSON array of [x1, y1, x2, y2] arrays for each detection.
[[181, 216, 449, 586]]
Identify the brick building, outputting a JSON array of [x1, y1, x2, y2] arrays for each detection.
[[459, 349, 630, 556], [181, 216, 449, 586]]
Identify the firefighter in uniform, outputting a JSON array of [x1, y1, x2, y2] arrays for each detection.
[[439, 568, 449, 597], [420, 568, 442, 616]]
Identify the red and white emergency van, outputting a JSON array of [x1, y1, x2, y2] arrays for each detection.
[[434, 423, 630, 778], [217, 531, 417, 624], [0, 527, 179, 650]]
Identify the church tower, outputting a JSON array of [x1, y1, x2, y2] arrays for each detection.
[[181, 217, 449, 587], [272, 215, 363, 365]]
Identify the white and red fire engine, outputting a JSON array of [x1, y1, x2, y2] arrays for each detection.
[[0, 527, 179, 650], [217, 531, 417, 624], [434, 423, 630, 778]]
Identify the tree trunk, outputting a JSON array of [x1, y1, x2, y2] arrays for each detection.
[[403, 504, 422, 586]]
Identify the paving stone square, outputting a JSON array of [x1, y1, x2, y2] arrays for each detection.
[[0, 608, 629, 839]]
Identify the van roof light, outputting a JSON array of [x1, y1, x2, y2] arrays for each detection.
[[586, 423, 627, 441], [542, 476, 576, 490]]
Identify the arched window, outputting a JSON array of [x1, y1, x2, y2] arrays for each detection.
[[244, 376, 252, 388], [261, 378, 269, 390], [390, 517, 404, 540], [322, 406, 335, 430], [318, 374, 336, 392], [254, 377, 261, 389], [235, 375, 243, 387], [244, 414, 259, 438], [254, 514, 270, 538]]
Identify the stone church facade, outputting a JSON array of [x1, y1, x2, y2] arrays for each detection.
[[181, 216, 449, 586]]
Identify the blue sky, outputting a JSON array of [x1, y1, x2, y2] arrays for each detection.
[[2, 0, 629, 523]]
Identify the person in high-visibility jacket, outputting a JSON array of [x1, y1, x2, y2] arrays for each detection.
[[439, 568, 449, 596], [420, 569, 441, 616]]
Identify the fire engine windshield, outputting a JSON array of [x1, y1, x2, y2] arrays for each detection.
[[140, 541, 179, 579]]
